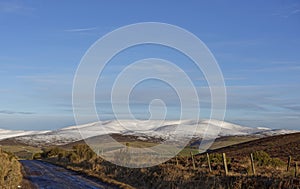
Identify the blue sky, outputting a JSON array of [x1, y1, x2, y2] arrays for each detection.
[[0, 0, 300, 130]]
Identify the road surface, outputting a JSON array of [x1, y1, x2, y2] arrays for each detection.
[[20, 160, 116, 189]]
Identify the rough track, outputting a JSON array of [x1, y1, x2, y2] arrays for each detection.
[[20, 160, 116, 189]]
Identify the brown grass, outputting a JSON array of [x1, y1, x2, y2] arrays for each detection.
[[12, 132, 299, 188], [0, 148, 23, 188], [40, 139, 300, 189], [206, 132, 300, 162]]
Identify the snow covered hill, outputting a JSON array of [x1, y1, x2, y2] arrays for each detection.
[[0, 129, 50, 140], [0, 120, 298, 146]]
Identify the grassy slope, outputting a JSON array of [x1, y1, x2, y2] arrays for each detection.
[[0, 138, 42, 159], [1, 132, 298, 161], [40, 132, 300, 189], [0, 132, 260, 159], [59, 134, 259, 157], [2, 132, 300, 188], [209, 136, 259, 150], [205, 132, 300, 161]]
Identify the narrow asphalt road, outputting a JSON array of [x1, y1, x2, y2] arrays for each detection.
[[20, 160, 116, 189]]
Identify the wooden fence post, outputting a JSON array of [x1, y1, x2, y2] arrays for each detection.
[[207, 153, 212, 172], [190, 152, 196, 170], [250, 153, 256, 175], [287, 156, 292, 171], [295, 162, 298, 177], [222, 153, 228, 176], [175, 155, 179, 166], [125, 143, 129, 153], [186, 155, 189, 166]]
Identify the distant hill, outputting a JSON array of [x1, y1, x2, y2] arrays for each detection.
[[1, 119, 298, 147]]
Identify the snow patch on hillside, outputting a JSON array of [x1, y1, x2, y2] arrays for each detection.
[[0, 129, 50, 140]]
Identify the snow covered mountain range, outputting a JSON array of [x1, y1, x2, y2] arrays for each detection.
[[0, 119, 298, 146]]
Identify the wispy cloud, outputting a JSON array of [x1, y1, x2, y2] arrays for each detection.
[[0, 110, 35, 115], [280, 9, 300, 18], [272, 3, 300, 18], [227, 85, 300, 111], [1, 63, 50, 71], [65, 27, 97, 32], [290, 9, 300, 15], [282, 105, 300, 111], [17, 74, 72, 85], [0, 89, 12, 93], [210, 39, 262, 48], [0, 1, 34, 13], [235, 60, 300, 73], [253, 65, 300, 72], [196, 77, 246, 81], [251, 62, 300, 72]]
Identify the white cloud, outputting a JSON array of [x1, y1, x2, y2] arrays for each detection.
[[0, 110, 35, 115], [64, 27, 97, 32], [0, 1, 33, 13]]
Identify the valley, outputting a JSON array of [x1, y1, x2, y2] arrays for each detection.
[[1, 120, 299, 188]]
